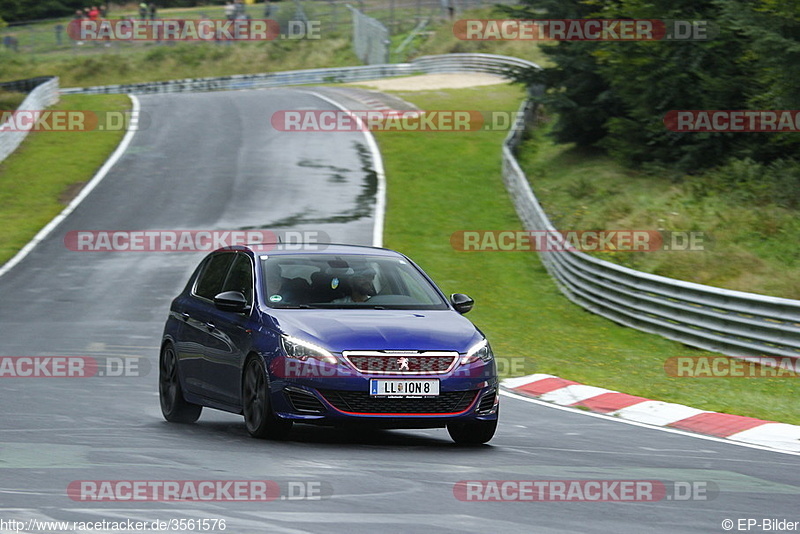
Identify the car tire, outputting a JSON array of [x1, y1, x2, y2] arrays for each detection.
[[159, 343, 202, 423], [242, 357, 292, 440], [447, 418, 497, 445]]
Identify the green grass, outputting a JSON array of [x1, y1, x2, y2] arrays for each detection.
[[0, 0, 361, 86], [0, 90, 26, 110], [0, 37, 358, 87], [515, 122, 800, 299], [0, 93, 130, 264], [0, 3, 550, 87], [0, 2, 338, 55], [408, 7, 553, 66], [375, 85, 800, 425]]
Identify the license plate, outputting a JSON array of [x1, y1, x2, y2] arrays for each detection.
[[370, 378, 439, 397]]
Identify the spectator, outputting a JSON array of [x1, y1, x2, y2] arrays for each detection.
[[138, 2, 148, 19], [73, 10, 86, 45], [441, 0, 455, 20], [88, 6, 100, 21], [55, 23, 64, 46], [3, 35, 18, 52], [148, 2, 157, 20], [224, 1, 235, 21]]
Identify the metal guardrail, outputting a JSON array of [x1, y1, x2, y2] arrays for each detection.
[[502, 102, 800, 364], [0, 76, 59, 164], [60, 53, 527, 94], [0, 76, 56, 93], [60, 52, 800, 363]]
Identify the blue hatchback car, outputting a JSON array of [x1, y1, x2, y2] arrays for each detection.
[[159, 244, 498, 444]]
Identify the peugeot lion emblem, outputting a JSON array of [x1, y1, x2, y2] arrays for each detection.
[[397, 357, 410, 371]]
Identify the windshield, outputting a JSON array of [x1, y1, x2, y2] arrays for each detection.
[[260, 254, 449, 310]]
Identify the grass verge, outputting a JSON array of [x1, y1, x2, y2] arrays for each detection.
[[515, 121, 800, 300], [0, 4, 549, 87], [0, 93, 130, 264], [0, 90, 26, 110], [0, 38, 358, 87], [375, 85, 800, 425]]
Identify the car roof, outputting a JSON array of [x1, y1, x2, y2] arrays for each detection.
[[232, 243, 404, 258]]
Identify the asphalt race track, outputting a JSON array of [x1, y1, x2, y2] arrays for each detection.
[[0, 88, 799, 534]]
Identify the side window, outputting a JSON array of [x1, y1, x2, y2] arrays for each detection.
[[194, 253, 235, 300], [221, 254, 254, 305]]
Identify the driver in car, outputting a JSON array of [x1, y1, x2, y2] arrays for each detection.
[[333, 274, 377, 303]]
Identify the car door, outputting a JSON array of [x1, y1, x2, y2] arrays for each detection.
[[177, 252, 236, 396], [201, 252, 255, 405]]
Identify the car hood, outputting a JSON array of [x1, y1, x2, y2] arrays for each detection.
[[267, 309, 483, 353]]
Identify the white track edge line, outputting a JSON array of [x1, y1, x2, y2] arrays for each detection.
[[303, 90, 386, 248], [500, 389, 800, 457], [0, 94, 141, 279]]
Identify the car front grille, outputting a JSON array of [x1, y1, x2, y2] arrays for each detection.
[[318, 389, 478, 414], [342, 351, 459, 375]]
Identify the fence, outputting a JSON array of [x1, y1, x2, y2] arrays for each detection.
[[290, 0, 507, 36], [0, 0, 517, 56], [0, 76, 59, 164], [348, 5, 390, 64], [0, 2, 315, 55]]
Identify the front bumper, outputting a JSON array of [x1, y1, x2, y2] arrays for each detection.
[[266, 351, 498, 427]]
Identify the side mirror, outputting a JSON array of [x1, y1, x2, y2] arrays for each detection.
[[214, 291, 250, 313], [450, 293, 474, 315]]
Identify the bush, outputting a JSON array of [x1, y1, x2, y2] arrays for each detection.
[[685, 158, 800, 209]]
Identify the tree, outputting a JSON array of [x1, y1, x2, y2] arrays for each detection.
[[591, 0, 756, 170], [498, 0, 622, 147], [502, 0, 800, 171]]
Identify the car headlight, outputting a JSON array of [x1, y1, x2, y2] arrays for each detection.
[[280, 335, 338, 365], [460, 339, 494, 365]]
